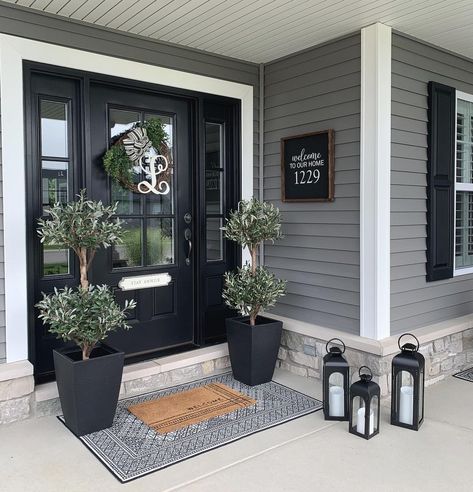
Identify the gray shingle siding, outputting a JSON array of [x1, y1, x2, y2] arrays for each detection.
[[391, 33, 473, 335], [0, 3, 260, 363], [263, 34, 361, 334]]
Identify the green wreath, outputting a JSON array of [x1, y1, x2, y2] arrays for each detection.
[[103, 117, 171, 193]]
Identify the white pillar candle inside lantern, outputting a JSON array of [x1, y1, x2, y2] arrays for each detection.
[[356, 407, 374, 435], [328, 386, 344, 417], [399, 385, 414, 425]]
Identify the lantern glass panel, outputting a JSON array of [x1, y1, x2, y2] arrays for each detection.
[[419, 368, 424, 422], [396, 370, 414, 426], [351, 395, 363, 431], [371, 395, 379, 434], [352, 396, 375, 436], [328, 372, 345, 417]]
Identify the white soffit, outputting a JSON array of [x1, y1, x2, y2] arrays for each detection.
[[6, 0, 473, 63]]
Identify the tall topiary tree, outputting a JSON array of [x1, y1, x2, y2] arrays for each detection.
[[36, 190, 136, 360], [222, 198, 286, 326]]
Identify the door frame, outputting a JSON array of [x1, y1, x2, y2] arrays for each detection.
[[0, 33, 253, 364], [24, 63, 242, 378]]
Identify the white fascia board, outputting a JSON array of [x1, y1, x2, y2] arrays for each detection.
[[360, 23, 392, 340]]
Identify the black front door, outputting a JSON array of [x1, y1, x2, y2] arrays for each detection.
[[25, 65, 240, 382], [89, 83, 194, 356]]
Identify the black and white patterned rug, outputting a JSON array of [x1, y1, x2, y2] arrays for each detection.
[[60, 372, 322, 482], [454, 367, 473, 382]]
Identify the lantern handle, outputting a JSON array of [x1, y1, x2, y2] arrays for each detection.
[[326, 338, 346, 354], [398, 333, 420, 352], [358, 366, 373, 381]]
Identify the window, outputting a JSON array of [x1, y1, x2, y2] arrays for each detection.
[[205, 122, 225, 262], [455, 92, 473, 274]]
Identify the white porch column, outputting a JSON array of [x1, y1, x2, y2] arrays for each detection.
[[360, 23, 392, 340]]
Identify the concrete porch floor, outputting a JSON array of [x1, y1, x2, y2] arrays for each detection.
[[0, 368, 472, 492]]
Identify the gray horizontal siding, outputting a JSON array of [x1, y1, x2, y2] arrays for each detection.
[[0, 3, 260, 364], [391, 32, 473, 335], [264, 33, 361, 335]]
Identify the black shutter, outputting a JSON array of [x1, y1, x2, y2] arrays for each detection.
[[426, 82, 456, 281]]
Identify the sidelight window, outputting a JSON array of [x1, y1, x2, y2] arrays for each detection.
[[40, 98, 71, 276], [205, 122, 224, 261]]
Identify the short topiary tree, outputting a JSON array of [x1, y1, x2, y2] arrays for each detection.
[[222, 198, 286, 326], [36, 190, 136, 360]]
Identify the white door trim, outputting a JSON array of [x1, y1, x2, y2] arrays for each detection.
[[0, 33, 253, 363], [360, 23, 392, 340]]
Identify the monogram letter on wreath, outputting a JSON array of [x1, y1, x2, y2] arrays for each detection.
[[103, 118, 171, 195]]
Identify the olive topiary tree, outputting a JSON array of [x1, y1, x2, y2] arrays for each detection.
[[36, 190, 136, 360], [222, 198, 286, 326]]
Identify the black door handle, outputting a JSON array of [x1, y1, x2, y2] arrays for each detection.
[[184, 228, 192, 266]]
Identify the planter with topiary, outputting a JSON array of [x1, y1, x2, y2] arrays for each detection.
[[36, 190, 136, 436], [222, 198, 286, 386]]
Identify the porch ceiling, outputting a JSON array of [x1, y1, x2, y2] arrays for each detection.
[[5, 0, 473, 63]]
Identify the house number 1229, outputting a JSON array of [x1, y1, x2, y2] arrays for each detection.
[[294, 169, 320, 185]]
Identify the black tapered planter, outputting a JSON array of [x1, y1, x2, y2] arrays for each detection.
[[53, 343, 124, 436], [226, 316, 283, 386]]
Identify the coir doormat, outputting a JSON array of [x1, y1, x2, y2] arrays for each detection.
[[453, 367, 473, 382], [128, 382, 256, 434], [60, 372, 322, 482]]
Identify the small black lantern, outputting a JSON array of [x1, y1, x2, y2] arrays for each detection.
[[349, 366, 380, 439], [323, 338, 349, 421], [391, 333, 425, 431]]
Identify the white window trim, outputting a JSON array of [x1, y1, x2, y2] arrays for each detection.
[[454, 90, 473, 277], [0, 34, 253, 363]]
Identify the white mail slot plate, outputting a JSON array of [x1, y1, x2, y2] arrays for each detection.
[[118, 273, 172, 291]]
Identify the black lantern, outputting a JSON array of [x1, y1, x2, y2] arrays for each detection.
[[391, 333, 425, 431], [323, 338, 349, 421], [349, 366, 380, 439]]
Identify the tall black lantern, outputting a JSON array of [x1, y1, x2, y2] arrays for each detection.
[[323, 338, 349, 421], [391, 333, 425, 431], [349, 366, 380, 440]]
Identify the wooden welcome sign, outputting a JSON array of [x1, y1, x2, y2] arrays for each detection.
[[281, 130, 335, 202]]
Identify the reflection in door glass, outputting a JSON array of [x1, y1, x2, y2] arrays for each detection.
[[147, 218, 174, 265], [43, 244, 69, 276], [109, 109, 140, 139], [145, 113, 174, 215], [205, 122, 224, 262], [40, 100, 68, 158], [40, 98, 71, 276], [206, 218, 223, 261], [42, 161, 69, 210], [110, 108, 176, 269], [112, 218, 143, 268]]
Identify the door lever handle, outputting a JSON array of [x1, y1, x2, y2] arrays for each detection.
[[184, 228, 192, 266]]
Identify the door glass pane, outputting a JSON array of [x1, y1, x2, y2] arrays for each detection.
[[43, 244, 69, 276], [112, 181, 141, 215], [147, 218, 174, 266], [109, 109, 140, 139], [206, 170, 223, 214], [42, 161, 69, 210], [112, 218, 142, 268], [205, 122, 223, 170], [145, 113, 174, 215], [207, 218, 223, 261], [40, 100, 68, 158]]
